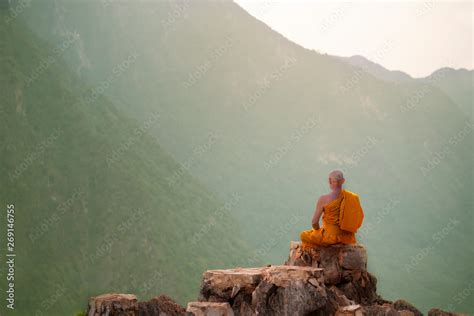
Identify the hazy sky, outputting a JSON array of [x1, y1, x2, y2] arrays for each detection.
[[234, 0, 473, 78]]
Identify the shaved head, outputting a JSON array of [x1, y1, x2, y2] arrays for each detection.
[[329, 170, 344, 181], [328, 170, 345, 190]]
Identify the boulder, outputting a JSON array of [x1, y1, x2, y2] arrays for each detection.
[[285, 241, 382, 306], [337, 271, 380, 305], [87, 293, 138, 316], [198, 265, 327, 315], [139, 295, 186, 315], [285, 241, 367, 285], [198, 267, 264, 302], [393, 299, 423, 316], [360, 303, 402, 315], [186, 302, 234, 316], [316, 285, 356, 315], [284, 242, 424, 315], [335, 304, 363, 316], [428, 308, 470, 316]]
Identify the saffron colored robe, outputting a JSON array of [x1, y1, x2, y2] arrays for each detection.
[[300, 190, 358, 248]]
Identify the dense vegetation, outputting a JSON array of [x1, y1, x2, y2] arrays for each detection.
[[0, 8, 250, 315]]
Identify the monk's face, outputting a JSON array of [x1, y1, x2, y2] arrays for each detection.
[[328, 176, 344, 190]]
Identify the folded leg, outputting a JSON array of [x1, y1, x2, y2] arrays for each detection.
[[300, 228, 324, 248]]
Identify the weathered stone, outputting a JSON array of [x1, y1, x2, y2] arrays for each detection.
[[315, 285, 355, 315], [199, 265, 326, 316], [285, 241, 367, 285], [360, 303, 399, 316], [428, 308, 470, 316], [392, 299, 422, 316], [330, 285, 355, 306], [338, 271, 382, 305], [87, 293, 138, 316], [335, 304, 363, 316], [252, 265, 327, 315], [341, 269, 363, 283], [261, 265, 324, 287], [84, 241, 466, 316], [186, 302, 234, 316], [139, 295, 186, 315], [198, 267, 264, 302], [338, 245, 367, 270]]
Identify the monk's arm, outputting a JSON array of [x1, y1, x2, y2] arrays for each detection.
[[311, 197, 324, 230]]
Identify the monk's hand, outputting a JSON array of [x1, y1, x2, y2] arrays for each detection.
[[312, 223, 320, 230]]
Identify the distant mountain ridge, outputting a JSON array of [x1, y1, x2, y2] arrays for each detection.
[[337, 54, 414, 83], [338, 55, 472, 117]]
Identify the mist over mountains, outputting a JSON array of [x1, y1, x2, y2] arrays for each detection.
[[1, 0, 472, 314]]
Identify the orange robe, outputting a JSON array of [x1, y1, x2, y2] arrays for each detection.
[[300, 190, 357, 248]]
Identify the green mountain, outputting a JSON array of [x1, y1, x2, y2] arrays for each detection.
[[423, 68, 473, 119], [338, 55, 414, 83], [0, 8, 250, 316], [338, 56, 472, 120], [5, 0, 473, 313]]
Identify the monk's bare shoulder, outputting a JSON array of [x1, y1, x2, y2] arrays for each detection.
[[317, 194, 331, 205]]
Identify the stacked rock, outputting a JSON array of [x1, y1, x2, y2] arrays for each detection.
[[85, 242, 469, 316], [194, 265, 327, 315], [285, 241, 421, 316]]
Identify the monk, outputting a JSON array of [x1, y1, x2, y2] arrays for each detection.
[[300, 170, 363, 248]]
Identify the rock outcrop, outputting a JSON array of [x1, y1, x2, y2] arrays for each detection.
[[87, 293, 185, 316], [284, 242, 419, 315], [186, 302, 234, 316], [139, 295, 186, 315], [197, 265, 327, 315], [427, 308, 469, 316], [85, 242, 469, 316], [87, 293, 138, 316]]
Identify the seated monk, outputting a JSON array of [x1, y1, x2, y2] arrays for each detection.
[[300, 170, 363, 248]]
